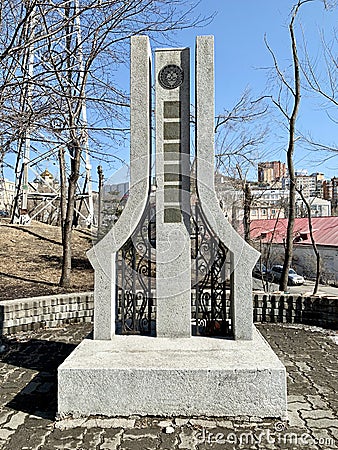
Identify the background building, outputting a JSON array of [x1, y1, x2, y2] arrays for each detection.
[[0, 178, 15, 213], [295, 172, 325, 198], [323, 177, 338, 214], [250, 187, 289, 220], [296, 197, 331, 217], [258, 161, 286, 183], [250, 217, 338, 284]]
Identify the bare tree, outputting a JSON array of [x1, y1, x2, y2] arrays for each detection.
[[1, 0, 212, 286], [20, 1, 211, 286], [235, 164, 253, 243], [302, 19, 337, 108], [264, 1, 304, 292], [0, 1, 38, 187], [215, 89, 269, 169], [264, 0, 335, 291], [300, 3, 338, 159]]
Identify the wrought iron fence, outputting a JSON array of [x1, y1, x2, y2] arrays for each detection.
[[191, 203, 232, 337], [117, 201, 155, 334], [116, 199, 233, 337]]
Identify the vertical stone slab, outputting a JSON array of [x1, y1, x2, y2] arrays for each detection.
[[130, 36, 152, 192], [155, 48, 191, 338], [88, 36, 152, 339]]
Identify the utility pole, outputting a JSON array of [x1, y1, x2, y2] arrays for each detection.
[[97, 165, 104, 231]]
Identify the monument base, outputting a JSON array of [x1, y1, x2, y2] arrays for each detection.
[[58, 327, 287, 418]]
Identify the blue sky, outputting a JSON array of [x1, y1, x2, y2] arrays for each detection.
[[106, 0, 337, 186], [5, 0, 337, 186], [180, 0, 337, 178]]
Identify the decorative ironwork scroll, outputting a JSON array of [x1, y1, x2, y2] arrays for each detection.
[[117, 201, 155, 335], [191, 202, 232, 337]]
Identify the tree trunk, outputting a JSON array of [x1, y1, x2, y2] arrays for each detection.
[[58, 147, 67, 231], [243, 182, 252, 243], [59, 0, 75, 288], [97, 165, 104, 232], [59, 141, 81, 287], [279, 7, 301, 292], [280, 164, 296, 292]]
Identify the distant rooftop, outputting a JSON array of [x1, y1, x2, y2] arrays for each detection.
[[250, 216, 338, 247]]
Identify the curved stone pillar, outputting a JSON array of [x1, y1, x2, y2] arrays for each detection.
[[87, 36, 152, 339], [195, 36, 260, 340]]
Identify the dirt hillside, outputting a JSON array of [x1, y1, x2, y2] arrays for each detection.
[[0, 219, 94, 300]]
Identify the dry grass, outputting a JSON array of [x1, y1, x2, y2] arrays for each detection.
[[0, 219, 94, 300]]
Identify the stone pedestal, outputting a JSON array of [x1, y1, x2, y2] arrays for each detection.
[[58, 327, 287, 418]]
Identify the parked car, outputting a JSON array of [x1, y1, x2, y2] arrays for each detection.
[[0, 210, 9, 217], [252, 262, 267, 278], [269, 265, 304, 286]]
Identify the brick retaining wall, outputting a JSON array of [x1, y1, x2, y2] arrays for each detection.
[[0, 292, 94, 335], [0, 291, 336, 335]]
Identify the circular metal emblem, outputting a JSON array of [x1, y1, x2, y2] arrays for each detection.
[[158, 64, 184, 89]]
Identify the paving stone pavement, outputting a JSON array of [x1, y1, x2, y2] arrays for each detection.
[[0, 323, 337, 450]]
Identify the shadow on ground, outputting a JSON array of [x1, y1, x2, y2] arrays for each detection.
[[1, 225, 62, 246], [1, 338, 78, 419], [39, 254, 93, 270], [0, 272, 58, 287]]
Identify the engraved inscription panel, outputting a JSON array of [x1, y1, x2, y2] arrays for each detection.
[[164, 208, 182, 223], [164, 122, 181, 140], [163, 100, 181, 223], [164, 143, 180, 161], [164, 101, 181, 118]]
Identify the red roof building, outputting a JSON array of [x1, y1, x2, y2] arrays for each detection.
[[250, 217, 338, 247], [249, 217, 338, 283]]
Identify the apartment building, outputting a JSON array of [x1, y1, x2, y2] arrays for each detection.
[[258, 161, 286, 183], [216, 163, 337, 222], [250, 187, 289, 220], [0, 178, 15, 212], [295, 171, 325, 198], [323, 177, 338, 212]]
